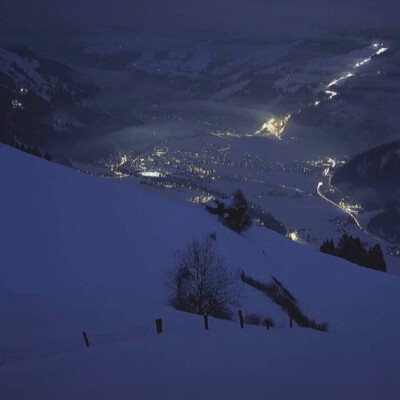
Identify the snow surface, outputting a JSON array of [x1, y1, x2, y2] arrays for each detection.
[[1, 144, 400, 399]]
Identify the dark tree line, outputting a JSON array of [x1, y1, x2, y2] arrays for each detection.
[[320, 234, 386, 272], [1, 138, 52, 161], [14, 142, 52, 161]]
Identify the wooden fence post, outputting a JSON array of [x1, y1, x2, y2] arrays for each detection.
[[82, 331, 90, 348], [155, 318, 162, 334], [238, 310, 244, 328], [265, 320, 270, 330], [203, 314, 209, 330]]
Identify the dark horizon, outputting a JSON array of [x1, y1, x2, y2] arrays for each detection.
[[2, 0, 400, 39]]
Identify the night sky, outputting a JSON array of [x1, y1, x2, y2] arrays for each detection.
[[1, 0, 400, 37]]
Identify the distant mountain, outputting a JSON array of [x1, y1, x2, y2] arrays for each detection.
[[0, 46, 99, 147], [367, 208, 400, 244], [331, 141, 400, 210]]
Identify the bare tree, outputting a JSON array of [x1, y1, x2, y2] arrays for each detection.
[[166, 235, 241, 319]]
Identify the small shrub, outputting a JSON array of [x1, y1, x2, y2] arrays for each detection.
[[243, 312, 275, 328], [262, 317, 275, 328], [243, 312, 263, 325]]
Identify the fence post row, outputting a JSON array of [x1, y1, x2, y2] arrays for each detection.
[[238, 310, 244, 329], [82, 331, 90, 348], [203, 314, 209, 330], [155, 318, 163, 334], [6, 312, 303, 365]]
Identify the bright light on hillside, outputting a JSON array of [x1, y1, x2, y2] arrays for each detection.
[[255, 114, 291, 138], [287, 231, 300, 242]]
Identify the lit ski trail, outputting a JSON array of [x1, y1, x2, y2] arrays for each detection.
[[253, 42, 389, 139]]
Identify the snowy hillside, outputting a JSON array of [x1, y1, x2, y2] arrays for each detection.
[[1, 144, 400, 399]]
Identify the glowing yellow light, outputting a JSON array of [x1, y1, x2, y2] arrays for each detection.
[[287, 231, 300, 242], [255, 114, 291, 138]]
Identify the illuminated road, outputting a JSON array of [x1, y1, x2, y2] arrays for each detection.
[[316, 164, 386, 244], [317, 180, 363, 230]]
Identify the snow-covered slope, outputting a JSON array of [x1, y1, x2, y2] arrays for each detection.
[[1, 144, 400, 399]]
